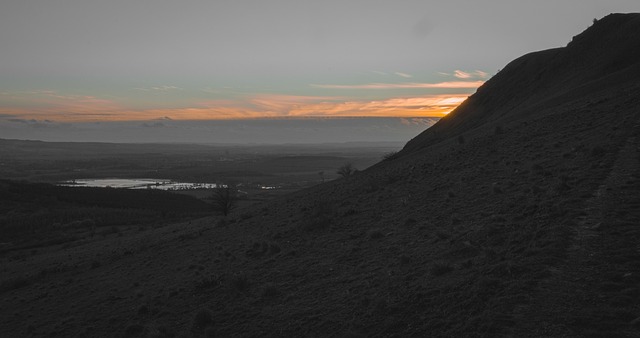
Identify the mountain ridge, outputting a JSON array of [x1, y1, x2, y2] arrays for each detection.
[[400, 13, 640, 156]]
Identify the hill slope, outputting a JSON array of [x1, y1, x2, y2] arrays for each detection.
[[401, 13, 640, 156], [1, 14, 639, 337]]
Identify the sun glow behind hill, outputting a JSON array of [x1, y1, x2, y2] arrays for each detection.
[[0, 78, 479, 123], [0, 60, 488, 143], [0, 77, 477, 143]]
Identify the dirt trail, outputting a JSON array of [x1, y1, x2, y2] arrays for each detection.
[[515, 120, 640, 336]]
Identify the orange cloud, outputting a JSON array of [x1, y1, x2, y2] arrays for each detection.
[[0, 90, 467, 122], [310, 81, 484, 89], [226, 94, 466, 118], [453, 70, 489, 79]]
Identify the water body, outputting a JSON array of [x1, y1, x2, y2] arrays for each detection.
[[60, 178, 218, 191]]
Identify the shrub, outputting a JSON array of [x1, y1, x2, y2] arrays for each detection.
[[382, 151, 399, 161], [210, 186, 238, 216], [337, 163, 356, 178]]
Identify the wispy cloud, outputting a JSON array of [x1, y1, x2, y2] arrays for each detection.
[[134, 85, 182, 92], [242, 93, 468, 118], [443, 70, 490, 79], [454, 70, 473, 79], [395, 72, 413, 78], [0, 90, 125, 122], [310, 81, 484, 89], [0, 81, 473, 123], [1, 91, 467, 122]]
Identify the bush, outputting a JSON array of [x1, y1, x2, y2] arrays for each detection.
[[210, 186, 238, 216], [337, 163, 356, 178], [382, 151, 399, 161]]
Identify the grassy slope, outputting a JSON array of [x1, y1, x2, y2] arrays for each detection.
[[0, 180, 211, 249], [0, 14, 639, 337]]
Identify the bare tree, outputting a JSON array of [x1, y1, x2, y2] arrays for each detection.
[[382, 151, 399, 161], [337, 163, 355, 178], [210, 186, 237, 216]]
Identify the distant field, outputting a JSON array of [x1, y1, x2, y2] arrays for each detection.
[[0, 138, 399, 190], [0, 139, 399, 251]]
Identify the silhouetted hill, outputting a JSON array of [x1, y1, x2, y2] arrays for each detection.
[[401, 13, 640, 155], [1, 14, 639, 337]]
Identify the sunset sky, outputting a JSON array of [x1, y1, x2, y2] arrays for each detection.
[[2, 0, 639, 143]]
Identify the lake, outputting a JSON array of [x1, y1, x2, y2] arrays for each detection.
[[59, 178, 219, 191]]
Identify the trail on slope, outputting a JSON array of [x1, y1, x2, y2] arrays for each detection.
[[515, 120, 640, 337]]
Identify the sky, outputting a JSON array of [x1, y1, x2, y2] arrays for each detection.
[[1, 0, 639, 143]]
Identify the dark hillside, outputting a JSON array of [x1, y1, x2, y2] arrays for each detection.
[[0, 13, 639, 337], [0, 180, 210, 249], [401, 13, 640, 155]]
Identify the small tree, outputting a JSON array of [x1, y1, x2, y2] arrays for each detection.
[[210, 186, 237, 216], [337, 163, 355, 178], [383, 151, 399, 161]]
